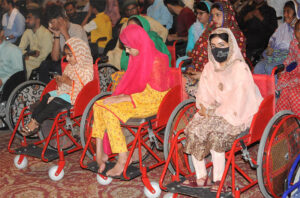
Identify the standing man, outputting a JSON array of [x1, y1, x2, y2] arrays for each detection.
[[1, 0, 25, 44], [19, 9, 53, 79]]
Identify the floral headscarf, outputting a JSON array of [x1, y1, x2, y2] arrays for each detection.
[[190, 1, 246, 72], [57, 37, 94, 104]]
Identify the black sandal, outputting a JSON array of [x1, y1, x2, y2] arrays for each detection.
[[20, 119, 40, 136]]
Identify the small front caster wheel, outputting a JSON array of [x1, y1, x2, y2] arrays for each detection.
[[48, 165, 64, 181], [144, 181, 161, 198], [96, 174, 112, 185], [163, 192, 175, 198], [14, 155, 28, 169]]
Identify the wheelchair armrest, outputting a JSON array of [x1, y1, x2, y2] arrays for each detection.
[[95, 55, 109, 65], [272, 64, 285, 75], [236, 128, 249, 139]]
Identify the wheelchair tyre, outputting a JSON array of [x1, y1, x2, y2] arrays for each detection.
[[96, 174, 112, 185], [98, 64, 119, 93], [144, 181, 161, 198], [5, 80, 46, 137], [163, 192, 175, 198], [163, 99, 196, 175], [38, 119, 77, 151], [257, 110, 300, 198], [14, 155, 28, 169], [48, 165, 64, 181], [80, 92, 112, 160]]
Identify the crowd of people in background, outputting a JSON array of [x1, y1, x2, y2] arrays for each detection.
[[1, 0, 300, 187]]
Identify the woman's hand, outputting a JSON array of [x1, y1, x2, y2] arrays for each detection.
[[188, 71, 201, 80], [103, 95, 131, 105], [266, 47, 274, 56], [198, 103, 208, 118], [55, 75, 72, 86]]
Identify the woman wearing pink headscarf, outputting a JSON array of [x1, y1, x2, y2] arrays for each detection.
[[91, 24, 178, 176], [183, 28, 263, 192]]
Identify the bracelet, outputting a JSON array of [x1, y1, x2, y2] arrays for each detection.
[[54, 36, 60, 39]]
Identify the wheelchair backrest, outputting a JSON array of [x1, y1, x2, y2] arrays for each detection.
[[40, 61, 100, 117], [248, 74, 275, 143], [156, 85, 182, 128], [68, 63, 100, 117], [167, 40, 177, 68]]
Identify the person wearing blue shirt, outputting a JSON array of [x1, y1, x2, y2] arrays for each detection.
[[147, 0, 173, 30], [0, 24, 23, 90], [1, 0, 25, 44]]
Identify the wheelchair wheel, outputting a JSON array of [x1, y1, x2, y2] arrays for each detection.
[[163, 99, 196, 175], [38, 119, 78, 151], [98, 63, 119, 93], [80, 92, 112, 159], [80, 92, 152, 163], [257, 110, 300, 198], [5, 80, 46, 136]]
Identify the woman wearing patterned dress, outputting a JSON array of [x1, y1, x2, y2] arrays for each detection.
[[20, 37, 94, 136], [276, 20, 300, 116], [184, 0, 246, 98], [91, 24, 178, 177], [182, 28, 262, 192]]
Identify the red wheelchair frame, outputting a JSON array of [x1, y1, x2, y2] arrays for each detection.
[[8, 58, 101, 179], [159, 68, 279, 197], [79, 67, 183, 196]]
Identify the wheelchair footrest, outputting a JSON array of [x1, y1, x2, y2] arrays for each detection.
[[14, 144, 68, 161], [165, 179, 233, 198], [86, 161, 149, 180]]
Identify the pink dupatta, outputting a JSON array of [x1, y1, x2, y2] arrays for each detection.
[[113, 24, 177, 96], [196, 28, 263, 128]]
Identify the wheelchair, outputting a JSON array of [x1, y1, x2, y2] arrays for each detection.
[[79, 69, 183, 198], [159, 66, 281, 198], [0, 60, 28, 130], [5, 57, 119, 137], [257, 110, 300, 198], [8, 61, 100, 181], [283, 152, 300, 198]]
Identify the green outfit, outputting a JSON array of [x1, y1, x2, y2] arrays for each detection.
[[120, 15, 172, 71]]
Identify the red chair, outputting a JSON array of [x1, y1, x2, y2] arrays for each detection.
[[8, 59, 100, 181], [159, 69, 277, 197], [167, 41, 177, 68]]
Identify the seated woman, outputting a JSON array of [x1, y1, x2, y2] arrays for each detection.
[[120, 15, 172, 70], [184, 1, 246, 98], [254, 0, 298, 75], [20, 38, 94, 136], [111, 15, 172, 91], [175, 1, 211, 68], [91, 24, 177, 176], [276, 20, 300, 116], [183, 28, 262, 191]]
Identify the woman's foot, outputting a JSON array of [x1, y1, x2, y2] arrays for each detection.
[[106, 152, 131, 177], [96, 153, 108, 173], [210, 181, 230, 193], [182, 176, 212, 188], [20, 119, 39, 136]]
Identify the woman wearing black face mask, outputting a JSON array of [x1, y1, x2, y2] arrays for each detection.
[[182, 28, 263, 192]]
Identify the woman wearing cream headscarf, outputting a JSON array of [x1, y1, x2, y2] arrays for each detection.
[[20, 37, 94, 136], [183, 28, 263, 192]]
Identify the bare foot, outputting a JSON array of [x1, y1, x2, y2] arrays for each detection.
[[96, 153, 108, 173], [106, 152, 130, 177], [96, 158, 106, 173]]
